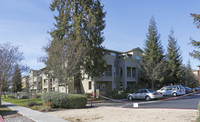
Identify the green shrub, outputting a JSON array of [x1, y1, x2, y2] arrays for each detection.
[[26, 101, 39, 107], [111, 93, 128, 99], [84, 93, 92, 98], [41, 92, 87, 109], [33, 94, 41, 98], [21, 96, 28, 99], [39, 106, 51, 112], [8, 95, 15, 99]]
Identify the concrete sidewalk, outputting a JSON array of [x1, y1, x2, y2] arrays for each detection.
[[2, 101, 68, 122]]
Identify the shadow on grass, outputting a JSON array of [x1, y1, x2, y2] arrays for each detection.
[[0, 105, 19, 118], [4, 104, 17, 107]]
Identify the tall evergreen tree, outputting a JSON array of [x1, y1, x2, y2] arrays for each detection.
[[12, 65, 22, 92], [166, 29, 183, 85], [183, 60, 198, 87], [43, 0, 106, 90], [140, 17, 165, 89], [190, 13, 200, 60]]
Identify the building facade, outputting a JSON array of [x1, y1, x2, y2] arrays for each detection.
[[22, 47, 143, 95], [81, 47, 143, 95]]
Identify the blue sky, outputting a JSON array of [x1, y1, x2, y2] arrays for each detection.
[[0, 0, 200, 71]]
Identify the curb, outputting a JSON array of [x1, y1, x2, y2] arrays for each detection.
[[102, 106, 198, 111]]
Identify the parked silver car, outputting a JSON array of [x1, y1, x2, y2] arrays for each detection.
[[157, 85, 185, 97], [193, 86, 200, 91], [127, 89, 163, 101]]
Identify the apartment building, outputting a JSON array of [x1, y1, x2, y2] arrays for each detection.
[[81, 47, 143, 96], [22, 47, 143, 95], [28, 70, 42, 93], [21, 76, 29, 90]]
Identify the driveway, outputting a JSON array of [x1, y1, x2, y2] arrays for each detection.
[[90, 92, 200, 109]]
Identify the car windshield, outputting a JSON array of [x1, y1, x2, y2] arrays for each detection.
[[148, 89, 155, 92], [160, 87, 166, 90]]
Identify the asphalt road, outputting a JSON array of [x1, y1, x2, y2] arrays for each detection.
[[92, 92, 200, 109]]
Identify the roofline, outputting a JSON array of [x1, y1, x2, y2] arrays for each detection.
[[124, 47, 143, 53], [104, 47, 143, 54], [103, 49, 123, 54]]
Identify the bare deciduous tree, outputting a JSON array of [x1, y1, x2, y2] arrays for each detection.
[[0, 42, 24, 105], [41, 39, 86, 92]]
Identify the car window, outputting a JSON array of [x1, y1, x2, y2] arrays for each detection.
[[141, 90, 148, 93], [166, 86, 172, 90], [148, 89, 155, 92], [135, 90, 141, 93], [160, 87, 166, 91], [172, 86, 178, 90], [179, 86, 184, 89]]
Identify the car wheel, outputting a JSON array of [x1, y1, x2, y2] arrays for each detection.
[[128, 96, 133, 101], [172, 92, 177, 97], [145, 96, 150, 101]]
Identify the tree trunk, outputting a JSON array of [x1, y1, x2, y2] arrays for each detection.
[[152, 81, 155, 90], [0, 85, 2, 106]]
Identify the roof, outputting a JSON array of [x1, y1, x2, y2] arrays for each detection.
[[124, 47, 143, 53], [103, 49, 123, 54], [104, 47, 143, 54]]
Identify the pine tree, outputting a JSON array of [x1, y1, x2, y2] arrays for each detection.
[[166, 29, 183, 85], [140, 17, 165, 89], [43, 0, 106, 89], [183, 60, 198, 87], [12, 65, 22, 92], [190, 13, 200, 60]]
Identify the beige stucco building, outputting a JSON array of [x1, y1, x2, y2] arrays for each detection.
[[81, 47, 143, 95], [22, 47, 143, 95]]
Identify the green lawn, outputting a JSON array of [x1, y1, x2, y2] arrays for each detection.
[[2, 98, 42, 107]]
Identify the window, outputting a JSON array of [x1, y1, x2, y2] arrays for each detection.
[[127, 67, 131, 77], [105, 65, 112, 76], [141, 90, 148, 93], [120, 67, 123, 78], [89, 81, 92, 90], [135, 90, 141, 93], [44, 79, 47, 86], [132, 68, 136, 77], [166, 86, 172, 90]]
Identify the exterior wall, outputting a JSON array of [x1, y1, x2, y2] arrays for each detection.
[[120, 59, 138, 90], [23, 47, 143, 95], [193, 69, 200, 86], [21, 76, 28, 90], [28, 70, 42, 93], [81, 73, 93, 94], [80, 47, 143, 96]]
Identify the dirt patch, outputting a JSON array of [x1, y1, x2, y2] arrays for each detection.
[[49, 107, 198, 122]]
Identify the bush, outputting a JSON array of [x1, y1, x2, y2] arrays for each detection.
[[33, 94, 41, 98], [41, 92, 87, 109], [21, 96, 28, 99], [39, 106, 51, 112], [84, 93, 92, 98], [111, 93, 128, 99], [8, 95, 15, 99], [31, 105, 51, 112], [26, 101, 39, 107]]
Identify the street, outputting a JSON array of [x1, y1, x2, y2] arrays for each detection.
[[92, 92, 200, 109]]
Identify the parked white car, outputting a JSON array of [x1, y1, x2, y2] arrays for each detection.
[[127, 89, 163, 101], [157, 85, 185, 97]]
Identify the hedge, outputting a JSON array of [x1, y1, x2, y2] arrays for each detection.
[[41, 92, 87, 109], [111, 93, 128, 99]]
